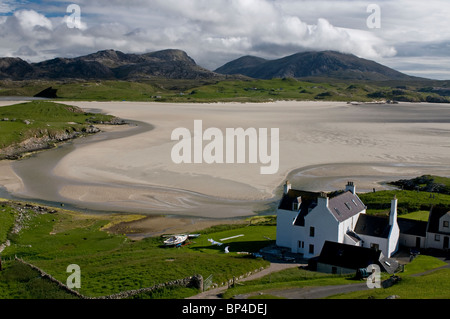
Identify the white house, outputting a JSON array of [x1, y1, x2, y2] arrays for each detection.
[[276, 181, 400, 259], [397, 206, 450, 251], [425, 206, 450, 250]]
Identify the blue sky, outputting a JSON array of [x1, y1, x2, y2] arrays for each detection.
[[1, 0, 450, 80]]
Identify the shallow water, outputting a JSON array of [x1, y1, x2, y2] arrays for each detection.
[[4, 101, 450, 218]]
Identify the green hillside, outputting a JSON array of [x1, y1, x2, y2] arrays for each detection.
[[1, 78, 448, 103], [0, 101, 117, 158]]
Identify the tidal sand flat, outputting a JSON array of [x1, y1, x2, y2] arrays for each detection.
[[5, 101, 450, 219]]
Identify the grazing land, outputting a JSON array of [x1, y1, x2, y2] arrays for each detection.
[[0, 201, 274, 299], [0, 101, 119, 159], [1, 78, 448, 103], [359, 189, 450, 216], [1, 185, 449, 299]]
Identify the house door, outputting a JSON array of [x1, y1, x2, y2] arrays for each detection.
[[444, 236, 449, 250], [416, 237, 421, 248]]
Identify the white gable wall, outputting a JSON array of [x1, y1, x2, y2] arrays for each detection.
[[439, 213, 450, 234], [387, 219, 400, 257], [338, 213, 363, 243], [276, 208, 298, 249], [358, 233, 389, 257], [302, 200, 339, 259]]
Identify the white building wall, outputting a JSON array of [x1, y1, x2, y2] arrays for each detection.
[[387, 221, 400, 257], [290, 225, 306, 254], [438, 213, 450, 234], [359, 234, 388, 257], [338, 214, 362, 243], [303, 200, 339, 259], [426, 232, 450, 250], [399, 233, 425, 248], [276, 208, 298, 249]]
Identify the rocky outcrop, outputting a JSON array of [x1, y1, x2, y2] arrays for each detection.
[[0, 125, 100, 160], [34, 87, 58, 98]]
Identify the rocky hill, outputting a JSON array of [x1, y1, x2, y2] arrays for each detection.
[[0, 49, 220, 81], [215, 51, 419, 81]]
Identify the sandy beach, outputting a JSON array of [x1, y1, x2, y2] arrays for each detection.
[[2, 100, 450, 222]]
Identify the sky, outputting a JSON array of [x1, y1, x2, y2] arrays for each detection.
[[0, 0, 449, 80]]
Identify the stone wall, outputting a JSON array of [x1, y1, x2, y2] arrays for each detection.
[[14, 257, 203, 299]]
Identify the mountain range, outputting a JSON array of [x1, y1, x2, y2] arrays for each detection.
[[0, 49, 218, 81], [0, 49, 423, 82], [215, 51, 418, 81]]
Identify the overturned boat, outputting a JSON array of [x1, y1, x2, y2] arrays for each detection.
[[163, 234, 188, 246]]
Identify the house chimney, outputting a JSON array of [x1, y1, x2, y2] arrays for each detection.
[[318, 192, 329, 208], [284, 180, 291, 195], [389, 196, 398, 226], [345, 181, 356, 195]]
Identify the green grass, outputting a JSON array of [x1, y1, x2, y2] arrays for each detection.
[[329, 269, 450, 299], [0, 101, 116, 152], [2, 201, 448, 299], [1, 203, 274, 298], [1, 78, 445, 103], [398, 211, 430, 222], [0, 260, 79, 299], [358, 190, 450, 216], [328, 255, 449, 299], [0, 204, 16, 243], [221, 267, 354, 299], [401, 255, 447, 276], [221, 255, 448, 299]]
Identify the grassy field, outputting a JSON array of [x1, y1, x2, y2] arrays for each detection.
[[0, 204, 15, 244], [398, 211, 430, 222], [358, 189, 450, 216], [0, 202, 274, 299], [1, 78, 446, 103], [328, 255, 449, 299], [0, 101, 117, 156], [1, 198, 448, 299], [221, 254, 448, 299]]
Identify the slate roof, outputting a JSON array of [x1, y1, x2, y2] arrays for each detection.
[[328, 191, 366, 222], [278, 189, 319, 212], [354, 214, 391, 238], [398, 218, 427, 237], [279, 189, 366, 226], [317, 241, 382, 270], [317, 241, 399, 274]]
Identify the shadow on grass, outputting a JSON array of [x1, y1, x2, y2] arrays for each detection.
[[190, 240, 275, 254]]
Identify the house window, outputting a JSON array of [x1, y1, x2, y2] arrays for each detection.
[[435, 234, 441, 241], [309, 244, 314, 255], [298, 241, 304, 249], [310, 227, 315, 237], [444, 221, 449, 228]]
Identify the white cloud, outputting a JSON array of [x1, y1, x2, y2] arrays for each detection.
[[0, 0, 448, 79], [14, 9, 53, 31]]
